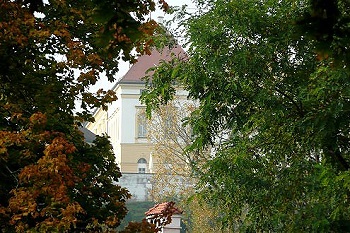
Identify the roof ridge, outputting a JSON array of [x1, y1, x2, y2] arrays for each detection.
[[145, 201, 183, 216]]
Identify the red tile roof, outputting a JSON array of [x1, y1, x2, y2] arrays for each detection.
[[145, 201, 183, 216], [119, 45, 187, 84]]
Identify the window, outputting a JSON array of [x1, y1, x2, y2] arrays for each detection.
[[138, 168, 146, 173], [136, 109, 147, 138], [160, 105, 177, 139], [138, 158, 147, 173]]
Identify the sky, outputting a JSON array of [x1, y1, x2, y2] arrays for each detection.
[[90, 0, 195, 92]]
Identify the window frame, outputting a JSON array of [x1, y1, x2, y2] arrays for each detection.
[[136, 107, 147, 138]]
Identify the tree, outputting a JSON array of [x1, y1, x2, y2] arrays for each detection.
[[141, 0, 350, 231], [146, 98, 226, 232], [0, 0, 168, 231], [147, 99, 197, 199]]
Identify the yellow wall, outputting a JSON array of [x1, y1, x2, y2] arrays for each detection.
[[85, 108, 107, 136], [119, 143, 156, 173]]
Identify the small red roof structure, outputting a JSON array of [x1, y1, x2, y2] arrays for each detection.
[[145, 201, 183, 216], [145, 202, 183, 233]]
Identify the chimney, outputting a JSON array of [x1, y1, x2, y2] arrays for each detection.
[[157, 16, 164, 25]]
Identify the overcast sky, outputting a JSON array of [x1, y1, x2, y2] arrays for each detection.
[[152, 0, 194, 20], [90, 0, 195, 92]]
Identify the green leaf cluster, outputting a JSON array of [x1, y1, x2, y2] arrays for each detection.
[[141, 0, 350, 231]]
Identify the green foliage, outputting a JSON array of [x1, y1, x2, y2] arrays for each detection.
[[118, 201, 156, 230], [141, 0, 350, 231]]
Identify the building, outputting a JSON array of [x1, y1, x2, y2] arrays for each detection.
[[145, 202, 183, 233], [85, 44, 187, 201]]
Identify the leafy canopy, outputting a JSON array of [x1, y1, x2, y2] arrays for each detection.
[[141, 0, 350, 231], [0, 0, 168, 231]]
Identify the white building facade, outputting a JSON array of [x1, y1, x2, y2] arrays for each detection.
[[86, 45, 187, 201]]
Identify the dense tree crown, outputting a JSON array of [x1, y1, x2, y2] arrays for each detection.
[[0, 0, 168, 232], [141, 0, 350, 231]]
